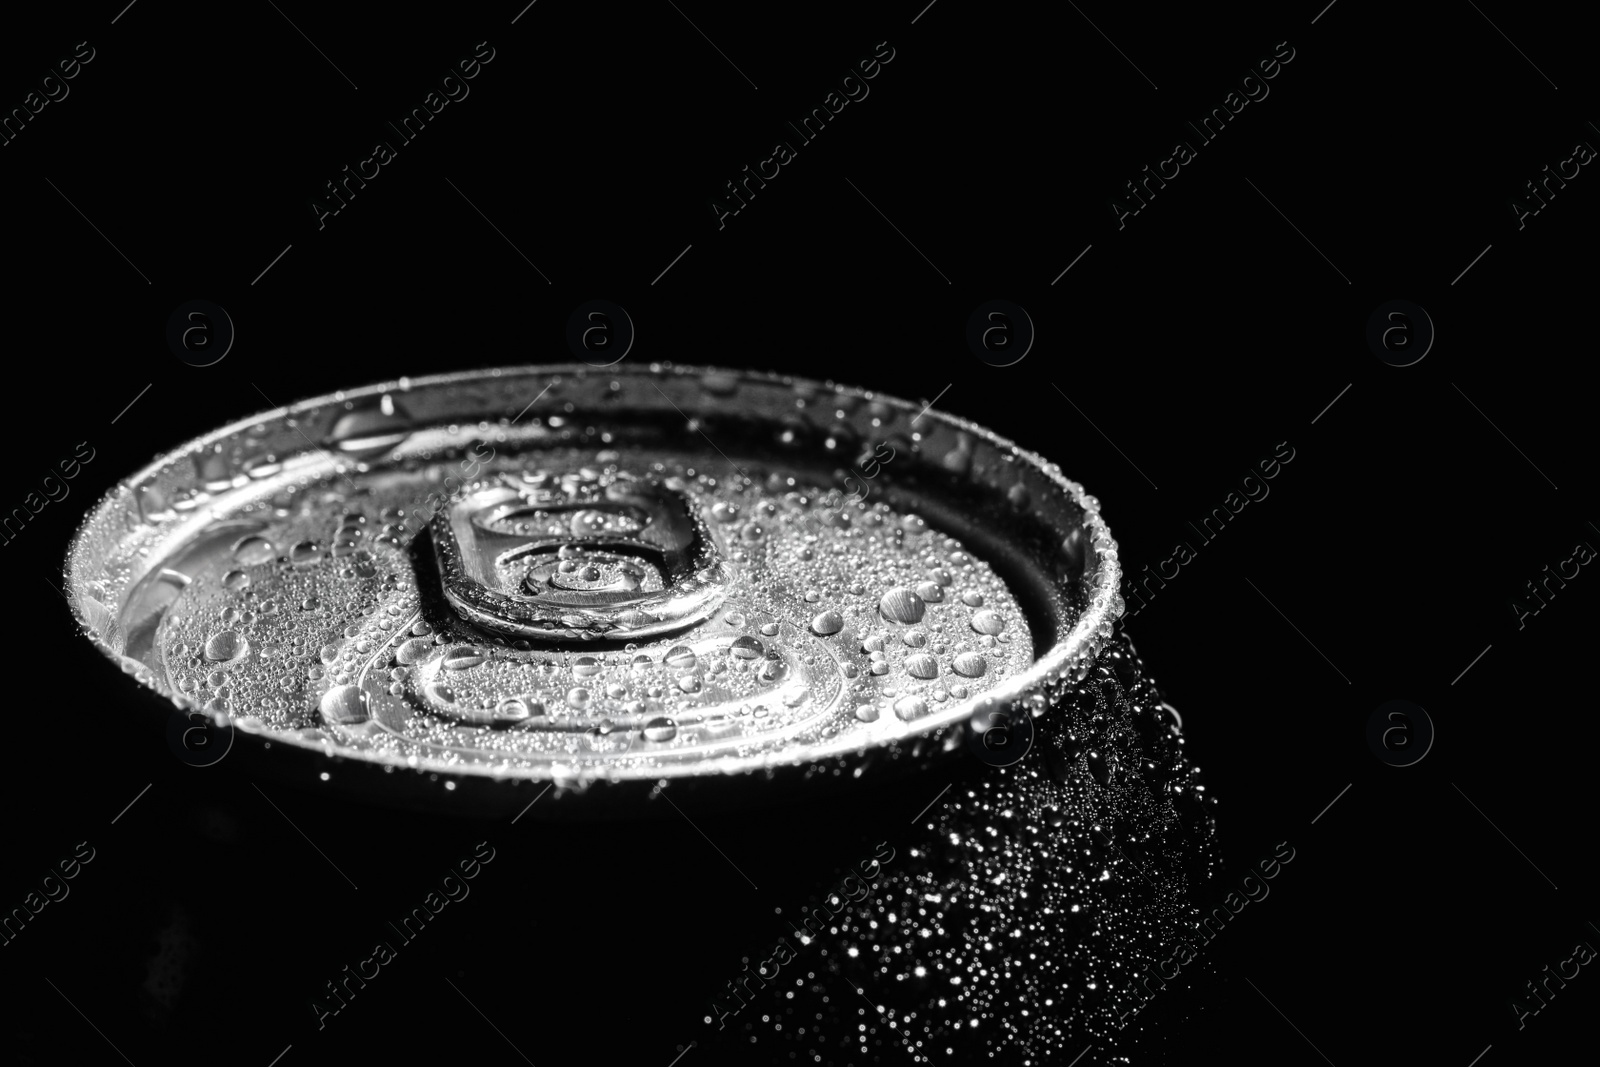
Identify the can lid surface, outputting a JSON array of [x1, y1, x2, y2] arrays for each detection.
[[65, 365, 1125, 799]]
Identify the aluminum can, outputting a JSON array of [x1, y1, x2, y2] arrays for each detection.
[[65, 364, 1216, 1061]]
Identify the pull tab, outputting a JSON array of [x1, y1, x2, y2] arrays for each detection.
[[430, 470, 729, 642]]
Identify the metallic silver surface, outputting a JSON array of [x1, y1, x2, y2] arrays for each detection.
[[64, 364, 1126, 794]]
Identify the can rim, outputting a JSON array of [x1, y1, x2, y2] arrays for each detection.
[[62, 362, 1125, 785]]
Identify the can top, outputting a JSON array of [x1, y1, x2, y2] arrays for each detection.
[[66, 364, 1124, 798]]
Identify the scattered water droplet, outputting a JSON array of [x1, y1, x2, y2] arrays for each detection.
[[893, 695, 929, 721], [443, 647, 486, 670], [730, 635, 765, 659], [952, 651, 988, 677], [495, 698, 532, 723], [320, 684, 368, 724], [904, 653, 939, 679], [970, 609, 1005, 635], [879, 587, 926, 624], [643, 717, 679, 742], [203, 630, 247, 663], [232, 536, 275, 565], [327, 395, 413, 458], [396, 638, 432, 665], [811, 610, 844, 636]]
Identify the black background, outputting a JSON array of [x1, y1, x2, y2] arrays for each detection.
[[2, 1, 1595, 1064]]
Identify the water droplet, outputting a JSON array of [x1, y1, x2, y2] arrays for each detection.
[[854, 704, 880, 723], [495, 698, 533, 723], [289, 541, 322, 567], [879, 587, 926, 624], [222, 570, 251, 592], [915, 581, 944, 603], [904, 653, 939, 679], [203, 630, 247, 663], [232, 536, 275, 565], [573, 655, 603, 677], [643, 717, 679, 742], [396, 638, 432, 665], [952, 651, 988, 677], [711, 501, 741, 523], [961, 591, 985, 607], [327, 395, 413, 458], [811, 610, 844, 636], [443, 647, 486, 670], [137, 483, 175, 524], [970, 609, 1005, 635], [730, 635, 764, 659], [566, 687, 591, 710], [893, 695, 929, 721], [676, 673, 703, 693], [759, 622, 779, 637], [664, 646, 698, 671], [740, 522, 764, 541], [902, 630, 927, 648], [320, 684, 368, 724]]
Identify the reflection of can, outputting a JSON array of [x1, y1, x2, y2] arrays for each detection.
[[65, 365, 1215, 1060]]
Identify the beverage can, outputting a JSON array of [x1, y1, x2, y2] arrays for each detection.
[[64, 364, 1216, 1058]]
